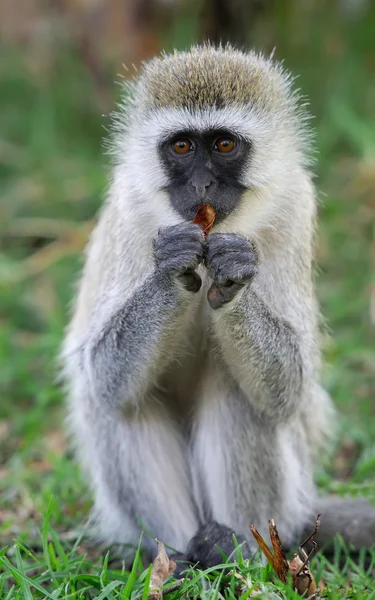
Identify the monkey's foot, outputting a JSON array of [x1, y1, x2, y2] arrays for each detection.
[[183, 521, 254, 569]]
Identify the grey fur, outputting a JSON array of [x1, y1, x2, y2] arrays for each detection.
[[154, 222, 205, 274], [205, 233, 258, 285], [61, 45, 374, 567], [185, 521, 254, 566], [205, 233, 258, 308], [305, 497, 375, 553]]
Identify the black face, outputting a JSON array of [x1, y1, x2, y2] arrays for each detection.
[[159, 129, 251, 222]]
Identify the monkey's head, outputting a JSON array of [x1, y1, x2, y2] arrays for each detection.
[[115, 45, 312, 232]]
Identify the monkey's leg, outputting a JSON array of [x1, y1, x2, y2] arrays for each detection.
[[204, 234, 318, 426], [185, 364, 315, 569], [70, 396, 200, 560]]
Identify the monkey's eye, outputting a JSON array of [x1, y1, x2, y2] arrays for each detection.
[[172, 139, 194, 154], [214, 137, 236, 153]]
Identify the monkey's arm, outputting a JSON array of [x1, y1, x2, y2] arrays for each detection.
[[205, 233, 316, 422], [71, 221, 205, 410], [213, 288, 305, 421], [82, 272, 186, 409]]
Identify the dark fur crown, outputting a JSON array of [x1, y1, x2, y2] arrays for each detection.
[[135, 44, 293, 112]]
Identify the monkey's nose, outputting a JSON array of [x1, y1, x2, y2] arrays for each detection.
[[189, 174, 215, 199], [192, 181, 213, 200]]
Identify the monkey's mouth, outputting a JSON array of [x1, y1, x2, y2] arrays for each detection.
[[164, 183, 246, 224]]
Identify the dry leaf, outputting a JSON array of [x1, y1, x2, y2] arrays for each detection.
[[268, 520, 290, 582], [193, 204, 216, 237], [289, 553, 317, 597], [250, 516, 321, 597], [148, 539, 176, 600], [249, 524, 277, 569]]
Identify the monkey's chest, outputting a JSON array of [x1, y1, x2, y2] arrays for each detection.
[[161, 313, 218, 412]]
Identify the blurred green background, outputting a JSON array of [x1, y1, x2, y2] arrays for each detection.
[[1, 0, 375, 550]]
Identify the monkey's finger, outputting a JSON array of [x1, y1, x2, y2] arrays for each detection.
[[206, 233, 252, 254], [207, 254, 258, 284], [206, 239, 258, 266], [157, 238, 205, 258], [157, 250, 203, 273], [206, 252, 258, 277], [158, 231, 205, 248], [157, 222, 205, 242]]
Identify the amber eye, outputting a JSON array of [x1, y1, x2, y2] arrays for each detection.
[[215, 137, 235, 153], [172, 139, 193, 154]]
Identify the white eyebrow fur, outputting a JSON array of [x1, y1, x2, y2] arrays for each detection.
[[135, 105, 273, 145]]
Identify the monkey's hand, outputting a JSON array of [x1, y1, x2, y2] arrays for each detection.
[[205, 233, 258, 309], [153, 222, 205, 292]]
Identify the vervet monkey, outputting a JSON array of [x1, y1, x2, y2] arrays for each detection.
[[62, 45, 375, 569]]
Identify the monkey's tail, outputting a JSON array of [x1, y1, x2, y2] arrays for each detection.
[[302, 496, 375, 555]]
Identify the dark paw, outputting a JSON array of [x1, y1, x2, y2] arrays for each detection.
[[185, 521, 254, 568], [153, 223, 205, 282], [205, 233, 258, 286]]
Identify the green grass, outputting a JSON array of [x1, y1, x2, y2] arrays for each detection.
[[1, 3, 375, 597], [2, 523, 375, 599]]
